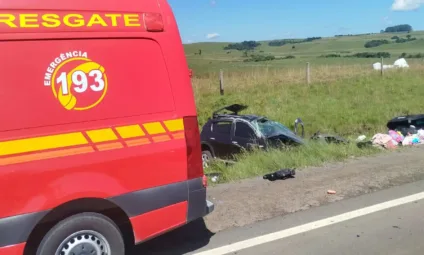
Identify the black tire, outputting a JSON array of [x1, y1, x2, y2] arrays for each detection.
[[202, 150, 213, 168], [36, 212, 125, 255]]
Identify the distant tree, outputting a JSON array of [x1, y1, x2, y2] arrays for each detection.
[[199, 49, 202, 55], [243, 54, 277, 62], [292, 45, 296, 49], [364, 39, 390, 48], [224, 41, 261, 51], [391, 36, 400, 40], [347, 52, 391, 58], [268, 37, 321, 47], [319, 54, 341, 58], [395, 35, 416, 43], [304, 37, 322, 42], [384, 24, 413, 33], [399, 53, 424, 58], [396, 38, 406, 43]]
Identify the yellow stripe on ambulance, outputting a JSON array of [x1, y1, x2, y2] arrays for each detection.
[[0, 13, 143, 28]]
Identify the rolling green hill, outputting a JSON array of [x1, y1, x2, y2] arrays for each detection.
[[184, 31, 424, 76]]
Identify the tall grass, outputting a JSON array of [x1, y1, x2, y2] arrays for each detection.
[[207, 142, 381, 182], [194, 63, 424, 134], [194, 63, 424, 182]]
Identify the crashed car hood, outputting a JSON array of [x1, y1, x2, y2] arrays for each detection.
[[267, 131, 305, 145]]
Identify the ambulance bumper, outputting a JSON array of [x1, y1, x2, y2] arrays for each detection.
[[206, 200, 215, 215]]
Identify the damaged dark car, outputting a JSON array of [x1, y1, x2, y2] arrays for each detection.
[[200, 104, 304, 167], [387, 114, 424, 136]]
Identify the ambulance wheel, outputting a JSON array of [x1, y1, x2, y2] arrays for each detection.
[[36, 212, 125, 255]]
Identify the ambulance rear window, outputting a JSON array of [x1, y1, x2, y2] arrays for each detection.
[[0, 39, 175, 131]]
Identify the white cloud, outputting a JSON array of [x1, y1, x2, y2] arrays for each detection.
[[206, 33, 220, 39], [210, 0, 216, 6], [186, 40, 193, 44], [392, 0, 424, 11], [382, 16, 392, 25]]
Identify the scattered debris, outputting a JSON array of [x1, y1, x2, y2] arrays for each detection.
[[372, 133, 398, 150], [387, 114, 424, 136], [388, 130, 404, 143], [357, 141, 372, 148], [385, 114, 424, 146], [294, 118, 305, 138], [356, 135, 367, 142], [311, 131, 349, 144], [418, 129, 424, 138], [206, 173, 222, 183], [356, 114, 424, 151], [263, 168, 296, 181], [327, 190, 337, 194], [356, 135, 373, 148]]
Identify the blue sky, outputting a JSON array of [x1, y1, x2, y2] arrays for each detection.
[[167, 0, 424, 43]]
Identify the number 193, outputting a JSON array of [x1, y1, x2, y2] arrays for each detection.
[[57, 69, 105, 95]]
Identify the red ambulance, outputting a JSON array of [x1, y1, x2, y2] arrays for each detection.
[[0, 0, 214, 254]]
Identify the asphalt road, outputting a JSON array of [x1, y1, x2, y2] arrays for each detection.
[[235, 195, 424, 255], [135, 179, 424, 255]]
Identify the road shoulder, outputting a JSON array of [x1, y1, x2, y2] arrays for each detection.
[[205, 146, 424, 232]]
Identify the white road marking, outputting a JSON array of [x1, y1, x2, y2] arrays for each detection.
[[195, 191, 424, 255]]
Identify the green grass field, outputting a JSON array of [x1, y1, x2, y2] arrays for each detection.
[[185, 31, 424, 76], [184, 31, 424, 183]]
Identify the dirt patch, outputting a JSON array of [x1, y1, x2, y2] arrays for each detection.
[[204, 146, 424, 233]]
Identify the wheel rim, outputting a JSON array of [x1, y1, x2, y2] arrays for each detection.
[[202, 153, 210, 168], [55, 230, 111, 255]]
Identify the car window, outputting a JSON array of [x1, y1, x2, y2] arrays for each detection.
[[254, 119, 294, 137], [212, 121, 232, 134], [235, 122, 256, 139]]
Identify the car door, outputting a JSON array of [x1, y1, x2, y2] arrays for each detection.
[[231, 120, 259, 155], [208, 120, 234, 159]]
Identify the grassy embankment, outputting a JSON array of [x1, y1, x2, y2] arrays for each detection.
[[185, 32, 424, 183]]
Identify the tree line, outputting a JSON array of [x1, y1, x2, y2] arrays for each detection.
[[384, 24, 412, 33], [364, 34, 416, 48], [335, 33, 377, 37], [223, 41, 261, 51], [268, 37, 322, 46], [320, 52, 391, 58], [222, 24, 413, 52], [223, 37, 323, 51]]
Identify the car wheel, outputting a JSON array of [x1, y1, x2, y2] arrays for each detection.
[[36, 212, 125, 255], [202, 150, 213, 168]]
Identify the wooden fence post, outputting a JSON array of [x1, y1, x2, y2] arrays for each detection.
[[380, 57, 384, 77], [219, 69, 224, 95], [306, 62, 311, 84]]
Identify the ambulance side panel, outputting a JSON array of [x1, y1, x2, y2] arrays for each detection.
[[0, 0, 206, 250]]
